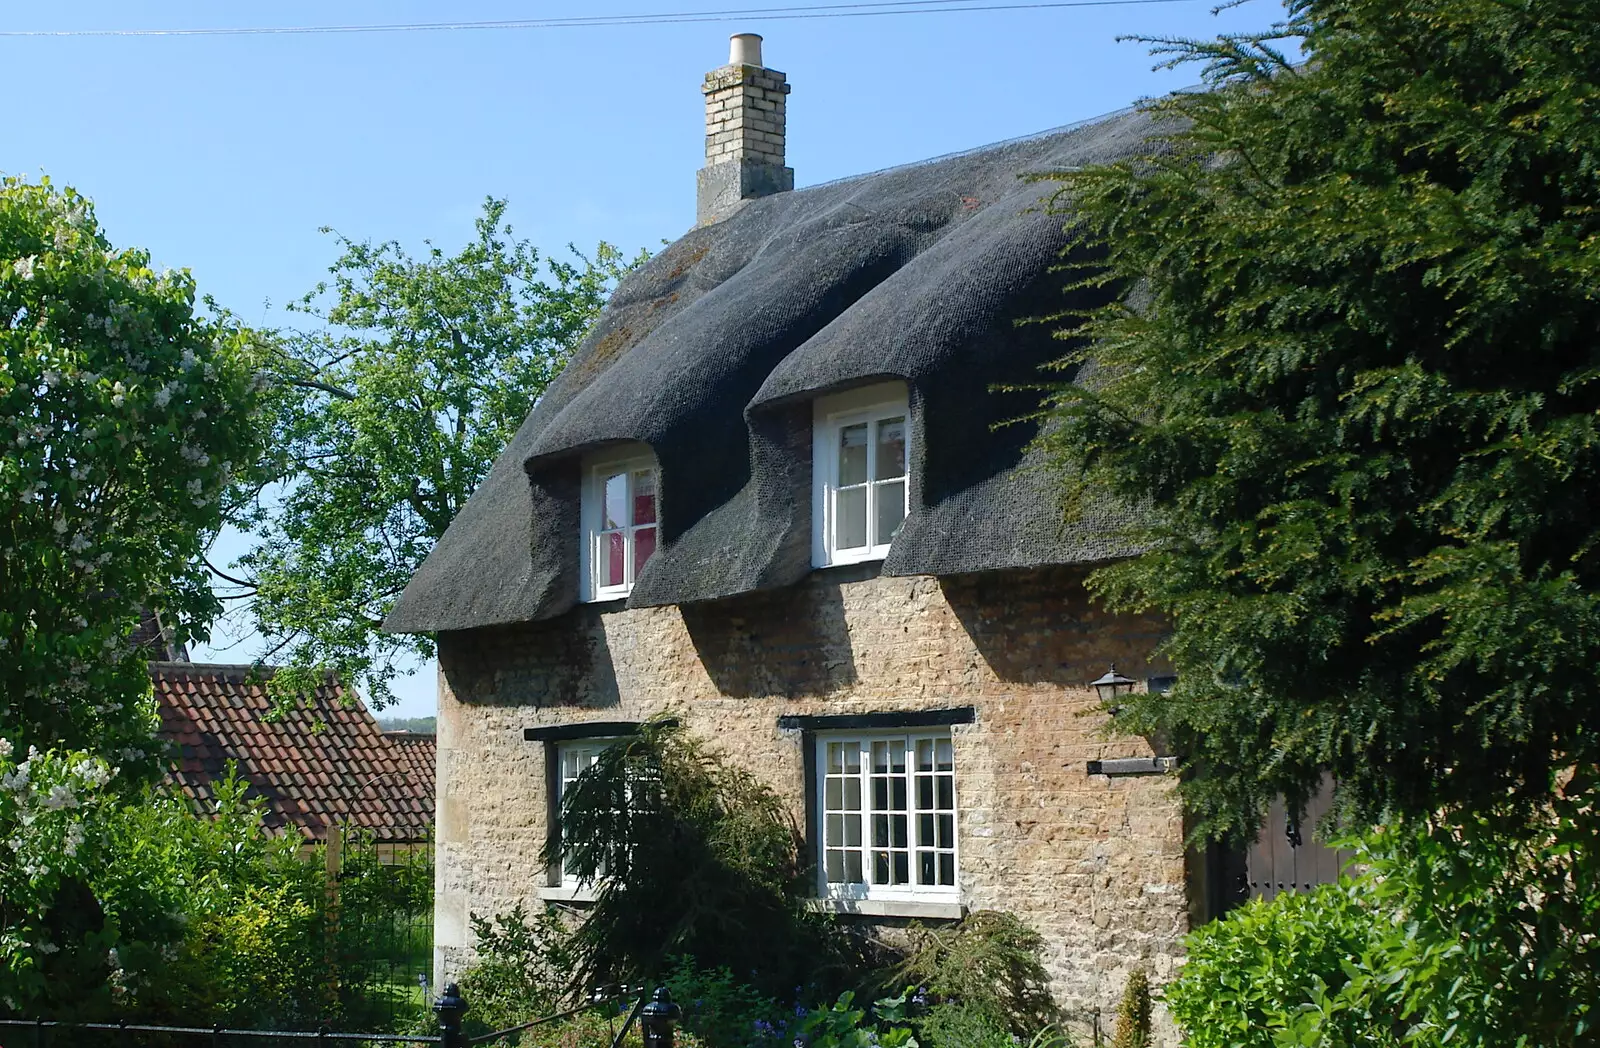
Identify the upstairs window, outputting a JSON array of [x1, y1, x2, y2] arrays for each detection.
[[581, 448, 659, 601], [813, 383, 910, 568]]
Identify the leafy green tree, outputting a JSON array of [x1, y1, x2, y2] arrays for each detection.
[[1, 175, 264, 760], [233, 198, 643, 705], [1040, 0, 1600, 843], [2, 173, 266, 1007]]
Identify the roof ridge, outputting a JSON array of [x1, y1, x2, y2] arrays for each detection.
[[798, 102, 1140, 194]]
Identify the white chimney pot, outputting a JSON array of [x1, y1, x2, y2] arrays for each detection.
[[729, 33, 763, 67]]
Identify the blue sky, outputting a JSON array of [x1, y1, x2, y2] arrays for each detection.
[[5, 1, 1283, 717]]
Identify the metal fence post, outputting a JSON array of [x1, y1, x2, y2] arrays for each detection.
[[434, 982, 468, 1048], [640, 988, 681, 1048]]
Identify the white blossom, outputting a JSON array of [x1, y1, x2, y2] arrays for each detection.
[[1, 767, 29, 792], [41, 785, 78, 810], [0, 738, 11, 759], [180, 347, 197, 370], [52, 516, 68, 535], [153, 385, 173, 408], [69, 532, 91, 552], [42, 370, 61, 388], [72, 759, 109, 788], [63, 821, 85, 857], [12, 256, 36, 280], [37, 942, 59, 956], [111, 393, 126, 408], [186, 478, 204, 497]]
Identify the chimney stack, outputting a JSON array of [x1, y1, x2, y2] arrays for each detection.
[[697, 33, 793, 225]]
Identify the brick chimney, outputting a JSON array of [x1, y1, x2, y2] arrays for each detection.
[[697, 33, 793, 225]]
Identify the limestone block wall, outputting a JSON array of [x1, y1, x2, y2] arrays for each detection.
[[433, 565, 1188, 1041]]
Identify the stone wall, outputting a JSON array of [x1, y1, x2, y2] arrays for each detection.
[[433, 565, 1188, 1041]]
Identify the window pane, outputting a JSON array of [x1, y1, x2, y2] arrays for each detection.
[[826, 814, 843, 844], [917, 777, 933, 809], [605, 532, 626, 588], [633, 470, 656, 525], [827, 743, 845, 775], [872, 778, 888, 810], [839, 423, 868, 485], [836, 487, 867, 550], [891, 778, 907, 811], [916, 739, 933, 772], [826, 851, 844, 883], [844, 814, 861, 847], [634, 526, 656, 575], [603, 471, 628, 529], [844, 778, 861, 810], [937, 777, 953, 811], [843, 744, 861, 775], [825, 779, 842, 810], [919, 813, 934, 844], [939, 853, 955, 885], [846, 851, 863, 884], [938, 813, 954, 848], [873, 851, 890, 884], [875, 480, 906, 546], [875, 416, 906, 480], [873, 814, 889, 848], [872, 741, 891, 774], [936, 738, 953, 772], [919, 852, 935, 884], [893, 852, 909, 884], [891, 814, 907, 848]]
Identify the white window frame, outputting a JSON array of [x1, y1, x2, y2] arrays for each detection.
[[812, 383, 911, 569], [814, 730, 959, 904], [580, 448, 660, 602], [554, 739, 611, 886]]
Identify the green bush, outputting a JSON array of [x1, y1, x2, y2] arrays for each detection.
[[664, 959, 793, 1048], [917, 1002, 1014, 1048], [1166, 884, 1383, 1048], [887, 910, 1057, 1037], [549, 718, 856, 996], [455, 903, 580, 1035], [1109, 969, 1149, 1048]]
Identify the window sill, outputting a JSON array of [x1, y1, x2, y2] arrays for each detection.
[[538, 884, 600, 905], [809, 897, 965, 920]]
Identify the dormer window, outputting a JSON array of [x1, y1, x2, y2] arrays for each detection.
[[812, 383, 909, 568], [581, 447, 659, 601]]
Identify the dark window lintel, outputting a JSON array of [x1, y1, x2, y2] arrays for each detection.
[[523, 719, 676, 743], [777, 707, 975, 732]]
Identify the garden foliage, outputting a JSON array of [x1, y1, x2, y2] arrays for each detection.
[[1168, 815, 1599, 1046], [1039, 0, 1600, 843], [1, 173, 266, 1010], [546, 718, 849, 996], [236, 200, 645, 706]]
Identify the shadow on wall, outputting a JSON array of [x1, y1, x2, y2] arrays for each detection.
[[681, 564, 874, 698], [437, 615, 622, 711], [939, 566, 1166, 686]]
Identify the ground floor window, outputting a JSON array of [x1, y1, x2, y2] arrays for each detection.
[[556, 739, 612, 883], [817, 732, 957, 900]]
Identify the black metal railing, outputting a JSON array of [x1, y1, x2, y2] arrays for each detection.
[[0, 985, 683, 1048]]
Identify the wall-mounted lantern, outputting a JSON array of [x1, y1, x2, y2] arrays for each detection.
[[1091, 665, 1136, 705]]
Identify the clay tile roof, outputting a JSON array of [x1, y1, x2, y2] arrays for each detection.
[[150, 662, 436, 843]]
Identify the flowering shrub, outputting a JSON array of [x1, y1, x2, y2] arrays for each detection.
[[1, 174, 267, 1014], [0, 742, 122, 1009], [1, 174, 264, 760]]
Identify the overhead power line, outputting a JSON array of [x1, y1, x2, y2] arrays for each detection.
[[0, 0, 1207, 38]]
